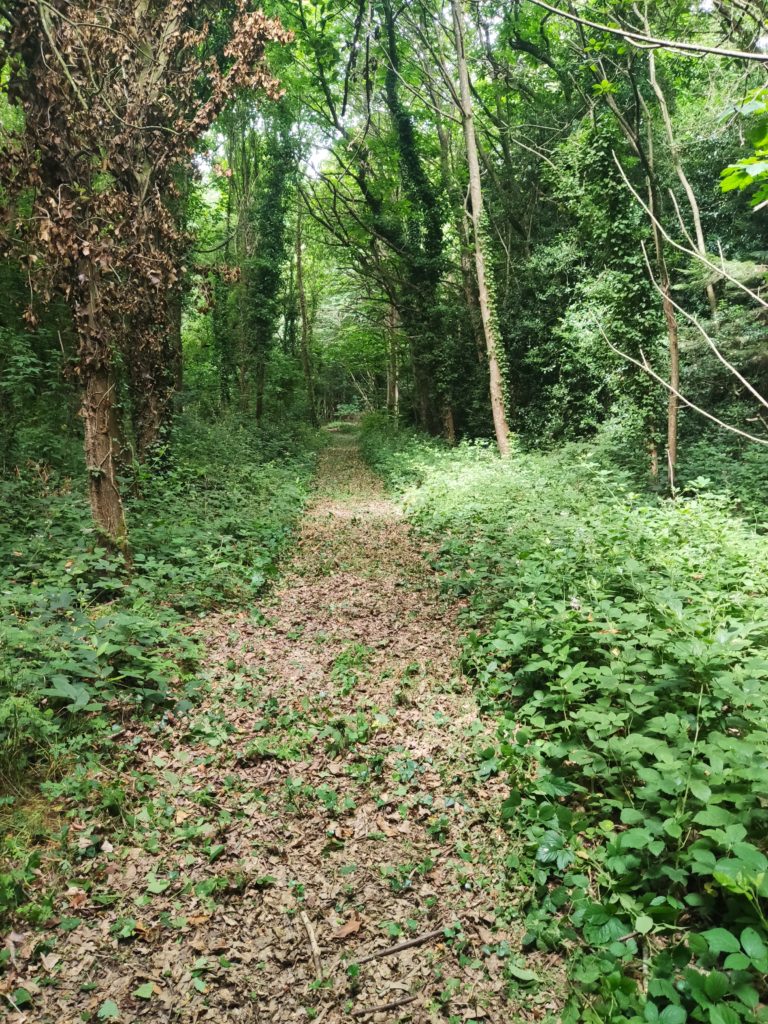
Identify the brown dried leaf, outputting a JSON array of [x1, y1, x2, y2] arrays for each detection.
[[332, 915, 362, 940]]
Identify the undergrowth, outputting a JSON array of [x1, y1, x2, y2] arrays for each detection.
[[361, 413, 768, 1024], [0, 415, 316, 920]]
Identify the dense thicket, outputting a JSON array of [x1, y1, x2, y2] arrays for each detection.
[[2, 0, 768, 1020]]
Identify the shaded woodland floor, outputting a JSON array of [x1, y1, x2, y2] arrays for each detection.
[[5, 432, 562, 1023]]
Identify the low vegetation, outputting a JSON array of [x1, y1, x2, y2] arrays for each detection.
[[0, 417, 315, 921], [362, 413, 768, 1023]]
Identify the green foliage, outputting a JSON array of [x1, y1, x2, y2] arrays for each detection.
[[721, 88, 768, 208], [362, 419, 768, 1022], [0, 414, 315, 779]]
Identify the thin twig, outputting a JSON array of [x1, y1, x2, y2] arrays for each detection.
[[526, 0, 768, 62], [357, 926, 447, 965], [352, 994, 417, 1018], [612, 153, 768, 308], [640, 240, 768, 412], [300, 910, 323, 979], [596, 323, 768, 446]]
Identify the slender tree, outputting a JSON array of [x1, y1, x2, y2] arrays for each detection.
[[450, 0, 511, 455]]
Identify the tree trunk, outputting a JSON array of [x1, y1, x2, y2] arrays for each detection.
[[296, 206, 318, 427], [255, 356, 266, 422], [82, 364, 128, 551], [442, 404, 456, 445], [387, 303, 400, 420], [451, 0, 511, 456], [643, 109, 680, 491]]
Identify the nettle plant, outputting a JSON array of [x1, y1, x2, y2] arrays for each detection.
[[366, 423, 768, 1023]]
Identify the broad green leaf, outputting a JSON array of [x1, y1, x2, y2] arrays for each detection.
[[740, 926, 766, 960], [636, 915, 653, 935], [701, 928, 740, 954], [659, 1005, 686, 1024], [704, 970, 729, 1001]]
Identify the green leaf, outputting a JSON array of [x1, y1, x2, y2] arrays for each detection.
[[723, 952, 750, 970], [740, 926, 766, 960], [694, 808, 735, 827], [701, 928, 740, 954], [644, 1004, 660, 1024], [636, 915, 654, 935], [507, 963, 539, 982], [133, 982, 154, 999], [659, 1006, 686, 1024], [97, 1001, 120, 1020], [704, 970, 729, 1001], [710, 1005, 740, 1024], [11, 988, 32, 1007], [146, 877, 170, 894], [688, 780, 711, 803]]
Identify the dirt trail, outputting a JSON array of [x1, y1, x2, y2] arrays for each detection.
[[9, 434, 560, 1023]]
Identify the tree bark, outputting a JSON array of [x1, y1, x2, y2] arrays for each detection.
[[386, 302, 400, 420], [451, 0, 511, 456], [642, 105, 680, 489], [82, 364, 128, 551], [255, 356, 266, 422]]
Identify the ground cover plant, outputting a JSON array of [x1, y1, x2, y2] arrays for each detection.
[[0, 416, 315, 922], [361, 414, 768, 1023]]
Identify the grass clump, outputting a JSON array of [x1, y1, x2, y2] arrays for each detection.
[[361, 417, 768, 1024]]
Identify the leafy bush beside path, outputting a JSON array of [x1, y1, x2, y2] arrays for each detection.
[[361, 414, 768, 1024]]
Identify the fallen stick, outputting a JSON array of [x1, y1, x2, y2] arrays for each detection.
[[352, 994, 417, 1018], [300, 910, 323, 979], [358, 927, 447, 964]]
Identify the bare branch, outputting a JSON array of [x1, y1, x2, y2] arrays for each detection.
[[526, 0, 768, 62], [597, 323, 768, 446]]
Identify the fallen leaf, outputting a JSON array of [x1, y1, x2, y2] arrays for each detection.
[[333, 915, 362, 940]]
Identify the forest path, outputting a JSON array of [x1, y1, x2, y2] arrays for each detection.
[[18, 432, 560, 1023]]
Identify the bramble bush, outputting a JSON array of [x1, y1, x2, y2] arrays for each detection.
[[361, 414, 768, 1024]]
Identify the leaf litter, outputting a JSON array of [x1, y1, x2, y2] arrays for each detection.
[[2, 433, 563, 1022]]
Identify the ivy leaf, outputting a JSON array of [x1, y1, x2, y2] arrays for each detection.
[[97, 1001, 120, 1020], [133, 982, 154, 999], [146, 877, 170, 894]]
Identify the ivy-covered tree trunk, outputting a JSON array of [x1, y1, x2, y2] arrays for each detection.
[[381, 0, 447, 437], [451, 0, 511, 456], [296, 206, 318, 427], [386, 303, 400, 420], [81, 263, 128, 548], [82, 364, 127, 549]]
